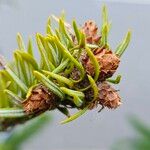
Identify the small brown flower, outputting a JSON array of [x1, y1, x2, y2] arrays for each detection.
[[82, 20, 101, 44], [81, 48, 120, 81], [22, 84, 58, 115]]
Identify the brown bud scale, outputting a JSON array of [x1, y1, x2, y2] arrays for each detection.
[[22, 84, 58, 115], [81, 48, 120, 81], [96, 82, 121, 109], [82, 20, 101, 44]]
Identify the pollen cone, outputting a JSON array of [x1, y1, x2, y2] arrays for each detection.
[[97, 82, 121, 109], [22, 84, 58, 115], [81, 48, 120, 81], [82, 20, 101, 44]]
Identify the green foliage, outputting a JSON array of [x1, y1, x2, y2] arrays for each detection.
[[115, 31, 131, 57], [0, 5, 131, 126], [112, 117, 150, 150], [0, 114, 51, 150], [107, 75, 121, 84]]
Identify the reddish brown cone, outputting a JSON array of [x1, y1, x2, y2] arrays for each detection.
[[22, 84, 58, 115], [97, 82, 121, 109], [81, 48, 120, 81], [82, 20, 101, 44]]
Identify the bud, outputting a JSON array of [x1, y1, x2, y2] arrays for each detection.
[[22, 84, 58, 115], [82, 20, 101, 44], [81, 48, 120, 81], [97, 82, 121, 109]]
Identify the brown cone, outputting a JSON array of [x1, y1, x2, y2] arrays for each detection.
[[22, 84, 58, 115], [96, 82, 121, 109], [82, 20, 101, 44], [81, 48, 120, 81]]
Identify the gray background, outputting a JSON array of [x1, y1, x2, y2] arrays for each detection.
[[0, 0, 150, 150]]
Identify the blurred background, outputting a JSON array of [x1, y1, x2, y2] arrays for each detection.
[[0, 0, 150, 150]]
